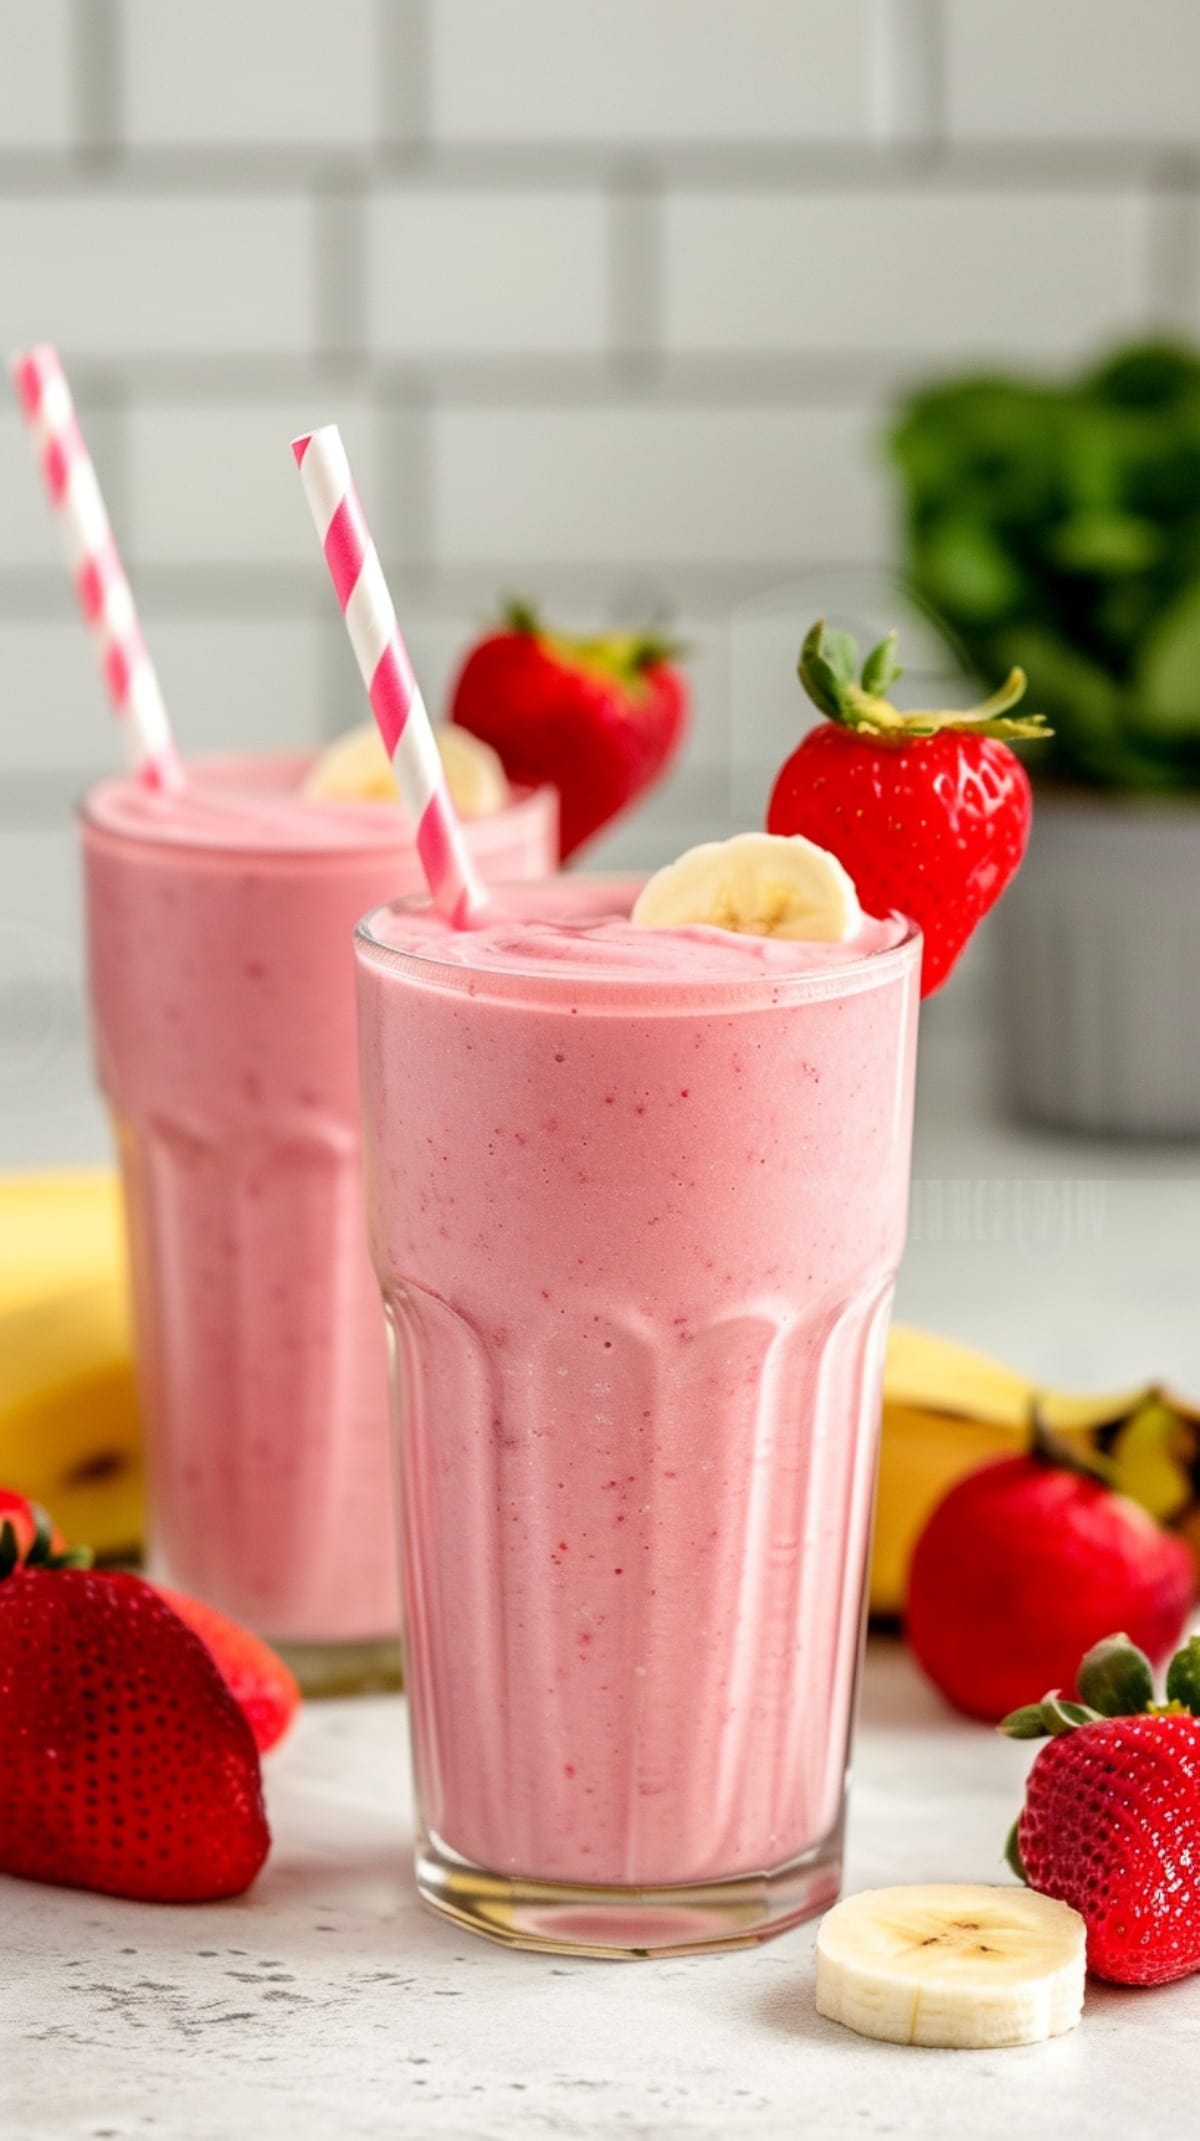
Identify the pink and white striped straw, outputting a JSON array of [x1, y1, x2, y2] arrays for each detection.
[[292, 424, 489, 928], [11, 344, 183, 791]]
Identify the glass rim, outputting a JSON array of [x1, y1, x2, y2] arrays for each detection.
[[77, 754, 556, 863], [354, 874, 923, 1012]]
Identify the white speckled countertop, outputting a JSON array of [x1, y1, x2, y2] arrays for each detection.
[[8, 1639, 1200, 2141]]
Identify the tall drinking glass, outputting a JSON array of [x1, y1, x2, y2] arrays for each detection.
[[81, 754, 556, 1689], [354, 877, 920, 1952]]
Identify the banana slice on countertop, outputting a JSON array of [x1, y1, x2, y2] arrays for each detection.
[[816, 1884, 1086, 2050], [302, 721, 510, 818], [631, 831, 862, 943]]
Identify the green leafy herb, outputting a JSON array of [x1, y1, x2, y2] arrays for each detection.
[[889, 340, 1200, 790]]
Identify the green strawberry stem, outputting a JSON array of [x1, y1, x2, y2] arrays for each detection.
[[999, 1631, 1200, 1743], [503, 596, 542, 637], [1028, 1402, 1121, 1489], [501, 596, 685, 679], [0, 1507, 93, 1582], [1077, 1633, 1155, 1717], [798, 618, 1052, 742], [1165, 1635, 1200, 1712]]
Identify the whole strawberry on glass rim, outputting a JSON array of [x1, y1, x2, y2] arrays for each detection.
[[767, 621, 1050, 996], [1002, 1631, 1200, 1986], [449, 599, 689, 862]]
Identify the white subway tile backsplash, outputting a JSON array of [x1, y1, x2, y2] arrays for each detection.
[[586, 765, 739, 871], [139, 613, 329, 756], [0, 0, 71, 150], [432, 406, 886, 570], [368, 191, 610, 356], [430, 0, 875, 144], [0, 823, 102, 1160], [392, 615, 492, 729], [120, 0, 377, 147], [127, 399, 382, 566], [0, 404, 125, 572], [664, 191, 1150, 359], [0, 827, 84, 946], [0, 611, 324, 772], [0, 196, 314, 359], [0, 0, 1185, 819], [947, 0, 1200, 142], [670, 617, 732, 769], [313, 609, 483, 735], [0, 620, 113, 775]]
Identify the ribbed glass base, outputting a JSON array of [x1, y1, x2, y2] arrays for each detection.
[[415, 1826, 843, 1959], [273, 1634, 403, 1698]]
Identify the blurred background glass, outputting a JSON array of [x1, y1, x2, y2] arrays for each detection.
[[0, 0, 1196, 1385]]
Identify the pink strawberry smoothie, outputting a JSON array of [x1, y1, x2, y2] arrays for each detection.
[[81, 755, 556, 1650], [355, 878, 919, 1893]]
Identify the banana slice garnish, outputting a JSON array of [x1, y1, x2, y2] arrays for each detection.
[[632, 831, 862, 943], [302, 722, 509, 818], [816, 1884, 1086, 2049]]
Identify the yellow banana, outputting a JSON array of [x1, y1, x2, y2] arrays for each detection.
[[0, 1174, 143, 1560], [873, 1324, 1200, 1619], [5, 1180, 1195, 1607], [872, 1327, 1028, 1617]]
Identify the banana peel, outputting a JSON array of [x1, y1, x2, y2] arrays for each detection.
[[873, 1323, 1200, 1618], [0, 1173, 143, 1560]]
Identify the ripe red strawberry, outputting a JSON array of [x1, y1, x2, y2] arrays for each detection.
[[0, 1522, 269, 1902], [766, 621, 1049, 996], [0, 1490, 70, 1563], [449, 600, 689, 861], [907, 1443, 1194, 1724], [1002, 1633, 1200, 1985], [158, 1586, 299, 1754]]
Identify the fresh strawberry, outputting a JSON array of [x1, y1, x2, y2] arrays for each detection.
[[766, 621, 1050, 996], [1002, 1633, 1200, 1986], [449, 600, 689, 861], [0, 1490, 71, 1563], [0, 1517, 269, 1902], [157, 1586, 299, 1754], [0, 1494, 298, 1756], [907, 1434, 1194, 1724]]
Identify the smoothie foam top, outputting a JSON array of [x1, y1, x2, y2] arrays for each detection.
[[361, 879, 914, 1003], [83, 755, 543, 858]]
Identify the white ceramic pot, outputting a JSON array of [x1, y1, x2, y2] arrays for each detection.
[[991, 793, 1200, 1136]]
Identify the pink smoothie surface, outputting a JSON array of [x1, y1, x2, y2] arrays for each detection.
[[356, 879, 919, 1886], [82, 755, 556, 1645]]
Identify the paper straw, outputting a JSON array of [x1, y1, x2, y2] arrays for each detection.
[[11, 344, 183, 791], [292, 424, 489, 927]]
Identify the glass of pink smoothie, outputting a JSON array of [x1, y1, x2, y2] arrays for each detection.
[[354, 875, 920, 1953], [80, 755, 556, 1690]]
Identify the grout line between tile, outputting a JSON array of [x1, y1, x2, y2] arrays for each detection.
[[378, 0, 432, 153], [71, 0, 120, 163], [1, 143, 1195, 193]]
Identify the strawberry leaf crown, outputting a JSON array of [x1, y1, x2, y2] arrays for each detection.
[[798, 618, 1052, 743], [1001, 1630, 1200, 1887], [0, 1506, 92, 1583], [501, 596, 686, 675], [999, 1630, 1200, 1745]]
